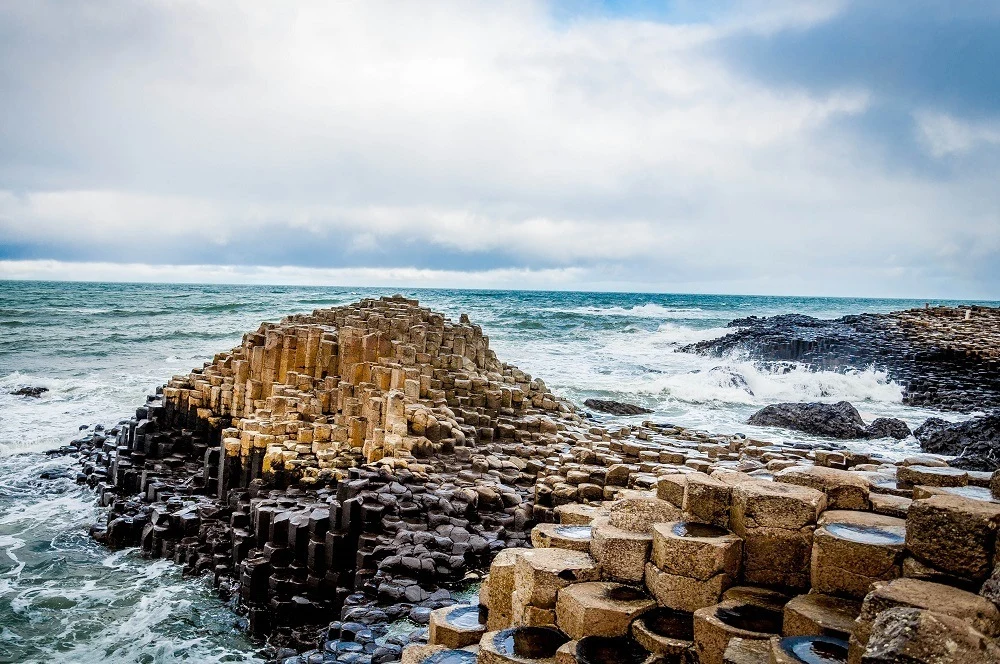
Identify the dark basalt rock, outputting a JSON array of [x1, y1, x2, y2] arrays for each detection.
[[10, 386, 48, 397], [864, 417, 911, 440], [914, 414, 1000, 471], [747, 401, 868, 439], [583, 399, 653, 416], [749, 402, 912, 441], [682, 307, 1000, 414]]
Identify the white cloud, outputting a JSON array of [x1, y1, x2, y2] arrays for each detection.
[[0, 259, 586, 290], [915, 110, 1000, 157], [0, 1, 997, 298]]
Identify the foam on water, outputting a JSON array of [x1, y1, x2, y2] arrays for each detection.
[[0, 453, 261, 663]]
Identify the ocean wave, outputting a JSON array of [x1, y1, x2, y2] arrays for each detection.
[[548, 303, 717, 320], [650, 362, 904, 406]]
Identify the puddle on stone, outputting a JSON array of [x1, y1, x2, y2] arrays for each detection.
[[423, 650, 478, 664], [715, 604, 783, 634], [445, 605, 484, 629], [825, 523, 905, 546], [944, 485, 998, 503], [554, 525, 593, 539], [494, 626, 567, 658], [781, 635, 849, 664], [605, 585, 648, 603], [672, 522, 729, 538], [641, 607, 694, 640], [576, 636, 650, 664]]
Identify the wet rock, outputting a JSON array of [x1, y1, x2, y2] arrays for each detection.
[[583, 399, 653, 416], [10, 386, 48, 397], [685, 306, 1000, 414], [747, 402, 868, 439], [864, 418, 910, 440], [914, 414, 1000, 471]]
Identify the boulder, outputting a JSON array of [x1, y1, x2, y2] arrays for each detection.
[[864, 417, 911, 440], [747, 402, 868, 439], [861, 607, 1000, 663], [10, 386, 48, 397], [583, 399, 653, 416], [914, 414, 1000, 471]]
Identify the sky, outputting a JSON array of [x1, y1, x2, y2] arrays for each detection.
[[0, 0, 998, 298]]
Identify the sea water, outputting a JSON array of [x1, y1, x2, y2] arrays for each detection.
[[1, 280, 996, 662]]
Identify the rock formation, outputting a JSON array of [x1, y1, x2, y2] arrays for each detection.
[[583, 399, 653, 416], [914, 414, 1000, 471], [52, 297, 1000, 663], [10, 385, 48, 397], [747, 401, 910, 440], [683, 306, 1000, 414], [425, 423, 1000, 664]]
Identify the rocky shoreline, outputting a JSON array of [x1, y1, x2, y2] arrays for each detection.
[[682, 305, 1000, 414], [49, 297, 1000, 663]]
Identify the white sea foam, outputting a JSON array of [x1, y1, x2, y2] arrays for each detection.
[[0, 371, 151, 455], [551, 303, 717, 319]]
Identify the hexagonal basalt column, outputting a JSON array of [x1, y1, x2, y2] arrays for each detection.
[[810, 520, 905, 599], [782, 593, 860, 641], [574, 635, 654, 664], [531, 523, 593, 552], [693, 601, 784, 664], [730, 481, 826, 590], [479, 626, 569, 664], [630, 607, 695, 658], [428, 604, 487, 649], [590, 516, 653, 584], [905, 493, 1000, 583], [645, 521, 742, 613], [848, 577, 1000, 663], [652, 521, 742, 581], [513, 548, 600, 626], [769, 635, 849, 664], [555, 582, 656, 640]]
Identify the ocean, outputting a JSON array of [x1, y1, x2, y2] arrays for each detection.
[[1, 280, 997, 662]]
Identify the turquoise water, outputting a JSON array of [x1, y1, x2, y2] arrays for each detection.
[[0, 280, 996, 662]]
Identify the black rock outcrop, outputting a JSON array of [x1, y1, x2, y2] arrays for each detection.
[[865, 417, 912, 440], [748, 401, 868, 439], [10, 386, 48, 397], [747, 401, 910, 440], [683, 306, 1000, 414], [914, 414, 1000, 471], [583, 399, 653, 416]]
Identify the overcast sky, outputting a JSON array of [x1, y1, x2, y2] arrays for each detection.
[[0, 1, 998, 298]]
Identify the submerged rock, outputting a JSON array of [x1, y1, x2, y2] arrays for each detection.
[[10, 386, 48, 397], [583, 399, 653, 416], [914, 414, 1000, 471]]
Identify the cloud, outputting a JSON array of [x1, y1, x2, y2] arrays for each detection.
[[0, 1, 997, 298], [0, 259, 587, 290], [915, 111, 1000, 157]]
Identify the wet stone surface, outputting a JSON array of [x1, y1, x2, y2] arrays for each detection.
[[824, 523, 905, 546], [554, 525, 592, 539], [715, 604, 783, 634], [443, 605, 484, 629], [576, 635, 651, 664], [780, 635, 849, 664], [494, 626, 567, 658], [642, 607, 695, 640], [672, 522, 729, 539]]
